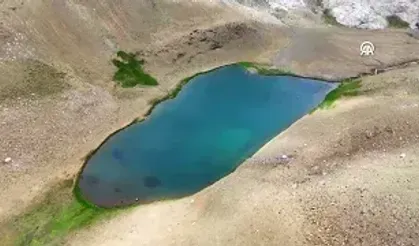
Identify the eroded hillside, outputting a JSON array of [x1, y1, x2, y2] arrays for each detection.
[[1, 1, 419, 246]]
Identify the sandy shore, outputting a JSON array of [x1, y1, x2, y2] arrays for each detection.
[[1, 0, 419, 245]]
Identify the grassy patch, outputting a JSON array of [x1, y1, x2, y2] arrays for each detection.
[[322, 9, 343, 26], [386, 15, 410, 28], [0, 179, 119, 246], [317, 78, 362, 110], [238, 62, 295, 76], [112, 51, 158, 88], [237, 61, 254, 69], [256, 67, 295, 76]]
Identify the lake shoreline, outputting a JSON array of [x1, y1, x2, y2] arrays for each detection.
[[74, 63, 336, 209], [74, 57, 419, 208]]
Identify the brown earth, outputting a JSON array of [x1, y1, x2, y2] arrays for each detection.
[[1, 0, 419, 245]]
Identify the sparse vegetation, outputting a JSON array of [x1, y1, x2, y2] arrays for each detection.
[[112, 51, 158, 88], [0, 180, 119, 246], [238, 62, 295, 76], [317, 78, 362, 110], [0, 60, 68, 102], [386, 15, 410, 28], [322, 9, 343, 26], [237, 61, 254, 68]]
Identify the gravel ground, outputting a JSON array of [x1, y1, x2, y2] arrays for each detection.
[[1, 1, 419, 245]]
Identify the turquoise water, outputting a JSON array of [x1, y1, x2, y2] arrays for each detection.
[[77, 65, 336, 207]]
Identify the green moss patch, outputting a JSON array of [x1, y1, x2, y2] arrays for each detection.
[[237, 61, 254, 69], [317, 78, 362, 110], [386, 15, 410, 28], [0, 180, 119, 246], [238, 62, 295, 76], [112, 51, 158, 88]]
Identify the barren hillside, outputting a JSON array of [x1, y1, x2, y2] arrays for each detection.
[[1, 0, 419, 246]]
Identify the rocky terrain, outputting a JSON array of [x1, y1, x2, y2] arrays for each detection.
[[1, 0, 419, 245], [228, 0, 419, 29]]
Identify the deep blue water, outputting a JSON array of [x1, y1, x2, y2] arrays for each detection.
[[77, 65, 336, 207]]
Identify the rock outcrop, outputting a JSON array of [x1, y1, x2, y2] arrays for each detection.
[[228, 0, 419, 29], [323, 0, 419, 29]]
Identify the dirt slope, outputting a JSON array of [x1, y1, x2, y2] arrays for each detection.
[[1, 0, 419, 245]]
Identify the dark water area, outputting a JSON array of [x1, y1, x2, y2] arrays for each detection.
[[77, 65, 337, 208]]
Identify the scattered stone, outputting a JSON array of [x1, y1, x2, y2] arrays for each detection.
[[408, 28, 419, 40], [4, 157, 12, 163], [400, 153, 406, 159], [322, 2, 418, 29], [365, 130, 374, 139], [209, 42, 222, 50], [175, 52, 185, 60], [143, 176, 161, 188], [385, 126, 394, 134]]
